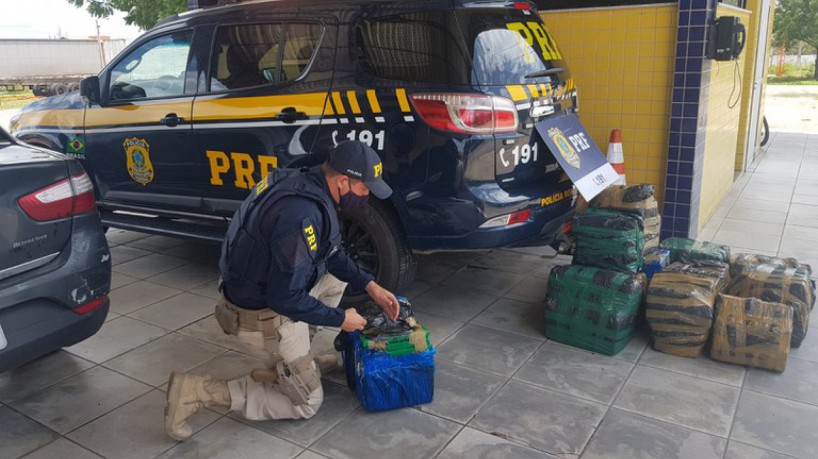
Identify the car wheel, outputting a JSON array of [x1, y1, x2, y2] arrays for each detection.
[[338, 199, 416, 308], [53, 84, 68, 96]]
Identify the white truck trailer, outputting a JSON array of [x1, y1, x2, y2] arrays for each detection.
[[0, 38, 126, 96]]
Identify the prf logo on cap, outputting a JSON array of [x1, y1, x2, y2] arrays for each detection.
[[373, 162, 382, 178]]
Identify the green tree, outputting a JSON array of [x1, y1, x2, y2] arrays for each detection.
[[774, 0, 818, 80], [68, 0, 188, 31]]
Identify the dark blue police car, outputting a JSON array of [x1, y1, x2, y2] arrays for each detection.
[[11, 0, 579, 299]]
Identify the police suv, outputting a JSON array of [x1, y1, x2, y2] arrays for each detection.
[[12, 0, 579, 299]]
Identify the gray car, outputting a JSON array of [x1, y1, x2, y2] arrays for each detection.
[[0, 127, 111, 372]]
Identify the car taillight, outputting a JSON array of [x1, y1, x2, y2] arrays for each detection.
[[514, 2, 532, 10], [479, 209, 532, 229], [410, 93, 519, 134], [18, 171, 96, 222]]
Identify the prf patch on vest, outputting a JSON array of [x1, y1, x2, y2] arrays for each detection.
[[302, 218, 318, 254]]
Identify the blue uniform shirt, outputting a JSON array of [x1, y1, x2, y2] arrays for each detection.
[[224, 169, 374, 327]]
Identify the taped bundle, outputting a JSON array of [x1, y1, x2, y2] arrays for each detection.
[[664, 260, 731, 292], [728, 254, 816, 303], [646, 265, 723, 357], [660, 237, 730, 264], [545, 265, 645, 355], [340, 297, 435, 411], [711, 294, 793, 372], [572, 208, 645, 274], [590, 184, 661, 252], [726, 263, 815, 348]]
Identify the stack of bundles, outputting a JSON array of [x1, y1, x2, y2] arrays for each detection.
[[711, 294, 793, 372], [643, 247, 671, 279], [660, 237, 730, 264], [545, 265, 645, 355], [341, 297, 435, 411], [572, 208, 644, 274], [646, 262, 727, 357], [590, 184, 661, 252], [726, 261, 815, 348]]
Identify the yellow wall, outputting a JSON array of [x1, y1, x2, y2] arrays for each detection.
[[698, 5, 751, 228], [542, 4, 677, 204], [734, 1, 763, 170]]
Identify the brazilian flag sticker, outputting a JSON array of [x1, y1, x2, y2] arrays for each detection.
[[66, 136, 86, 157]]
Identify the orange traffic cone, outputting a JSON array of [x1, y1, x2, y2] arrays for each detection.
[[607, 129, 626, 186]]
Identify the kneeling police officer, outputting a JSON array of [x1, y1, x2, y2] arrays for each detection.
[[165, 141, 399, 441]]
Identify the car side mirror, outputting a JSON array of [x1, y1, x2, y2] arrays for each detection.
[[80, 76, 101, 104]]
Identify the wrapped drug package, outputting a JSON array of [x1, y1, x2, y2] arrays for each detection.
[[711, 294, 793, 372], [726, 262, 815, 348], [660, 237, 730, 264], [590, 184, 661, 252], [646, 263, 726, 357], [572, 208, 645, 274], [341, 298, 435, 411], [545, 265, 645, 355]]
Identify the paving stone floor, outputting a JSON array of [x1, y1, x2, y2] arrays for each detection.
[[2, 132, 817, 459]]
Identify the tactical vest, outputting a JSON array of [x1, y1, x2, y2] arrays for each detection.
[[219, 166, 342, 301]]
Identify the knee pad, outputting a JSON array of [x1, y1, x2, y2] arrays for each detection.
[[276, 354, 321, 406]]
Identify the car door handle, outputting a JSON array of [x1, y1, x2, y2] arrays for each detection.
[[275, 107, 308, 123], [160, 113, 184, 127]]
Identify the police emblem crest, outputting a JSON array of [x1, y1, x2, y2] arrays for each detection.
[[124, 137, 155, 185], [547, 127, 581, 169]]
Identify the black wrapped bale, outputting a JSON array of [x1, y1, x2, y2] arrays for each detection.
[[660, 237, 730, 264], [545, 265, 645, 356], [711, 294, 793, 372], [572, 208, 644, 274], [646, 267, 722, 357], [727, 263, 815, 348], [591, 184, 661, 252]]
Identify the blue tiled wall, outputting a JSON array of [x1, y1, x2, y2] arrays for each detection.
[[662, 0, 718, 239]]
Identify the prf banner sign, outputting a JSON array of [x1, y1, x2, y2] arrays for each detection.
[[535, 114, 618, 200]]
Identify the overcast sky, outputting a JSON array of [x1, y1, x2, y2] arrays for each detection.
[[0, 0, 143, 40]]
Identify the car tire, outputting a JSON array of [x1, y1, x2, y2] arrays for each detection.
[[338, 199, 416, 308], [53, 84, 68, 96]]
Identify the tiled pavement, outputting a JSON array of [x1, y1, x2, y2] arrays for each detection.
[[2, 133, 818, 459]]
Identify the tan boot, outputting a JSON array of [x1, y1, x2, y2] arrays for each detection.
[[164, 372, 231, 441]]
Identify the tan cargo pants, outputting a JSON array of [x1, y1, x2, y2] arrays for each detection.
[[215, 274, 347, 420]]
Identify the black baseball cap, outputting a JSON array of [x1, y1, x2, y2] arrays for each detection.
[[328, 141, 392, 199]]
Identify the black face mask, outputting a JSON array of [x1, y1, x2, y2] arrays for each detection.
[[338, 184, 368, 212]]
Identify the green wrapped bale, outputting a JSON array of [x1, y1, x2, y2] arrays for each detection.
[[711, 294, 793, 372], [545, 264, 645, 356], [646, 264, 723, 357], [590, 184, 661, 252], [727, 263, 815, 348], [660, 237, 730, 264], [572, 208, 644, 274]]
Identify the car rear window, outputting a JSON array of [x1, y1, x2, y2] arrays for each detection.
[[354, 11, 471, 85], [459, 9, 569, 86], [354, 8, 568, 86]]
